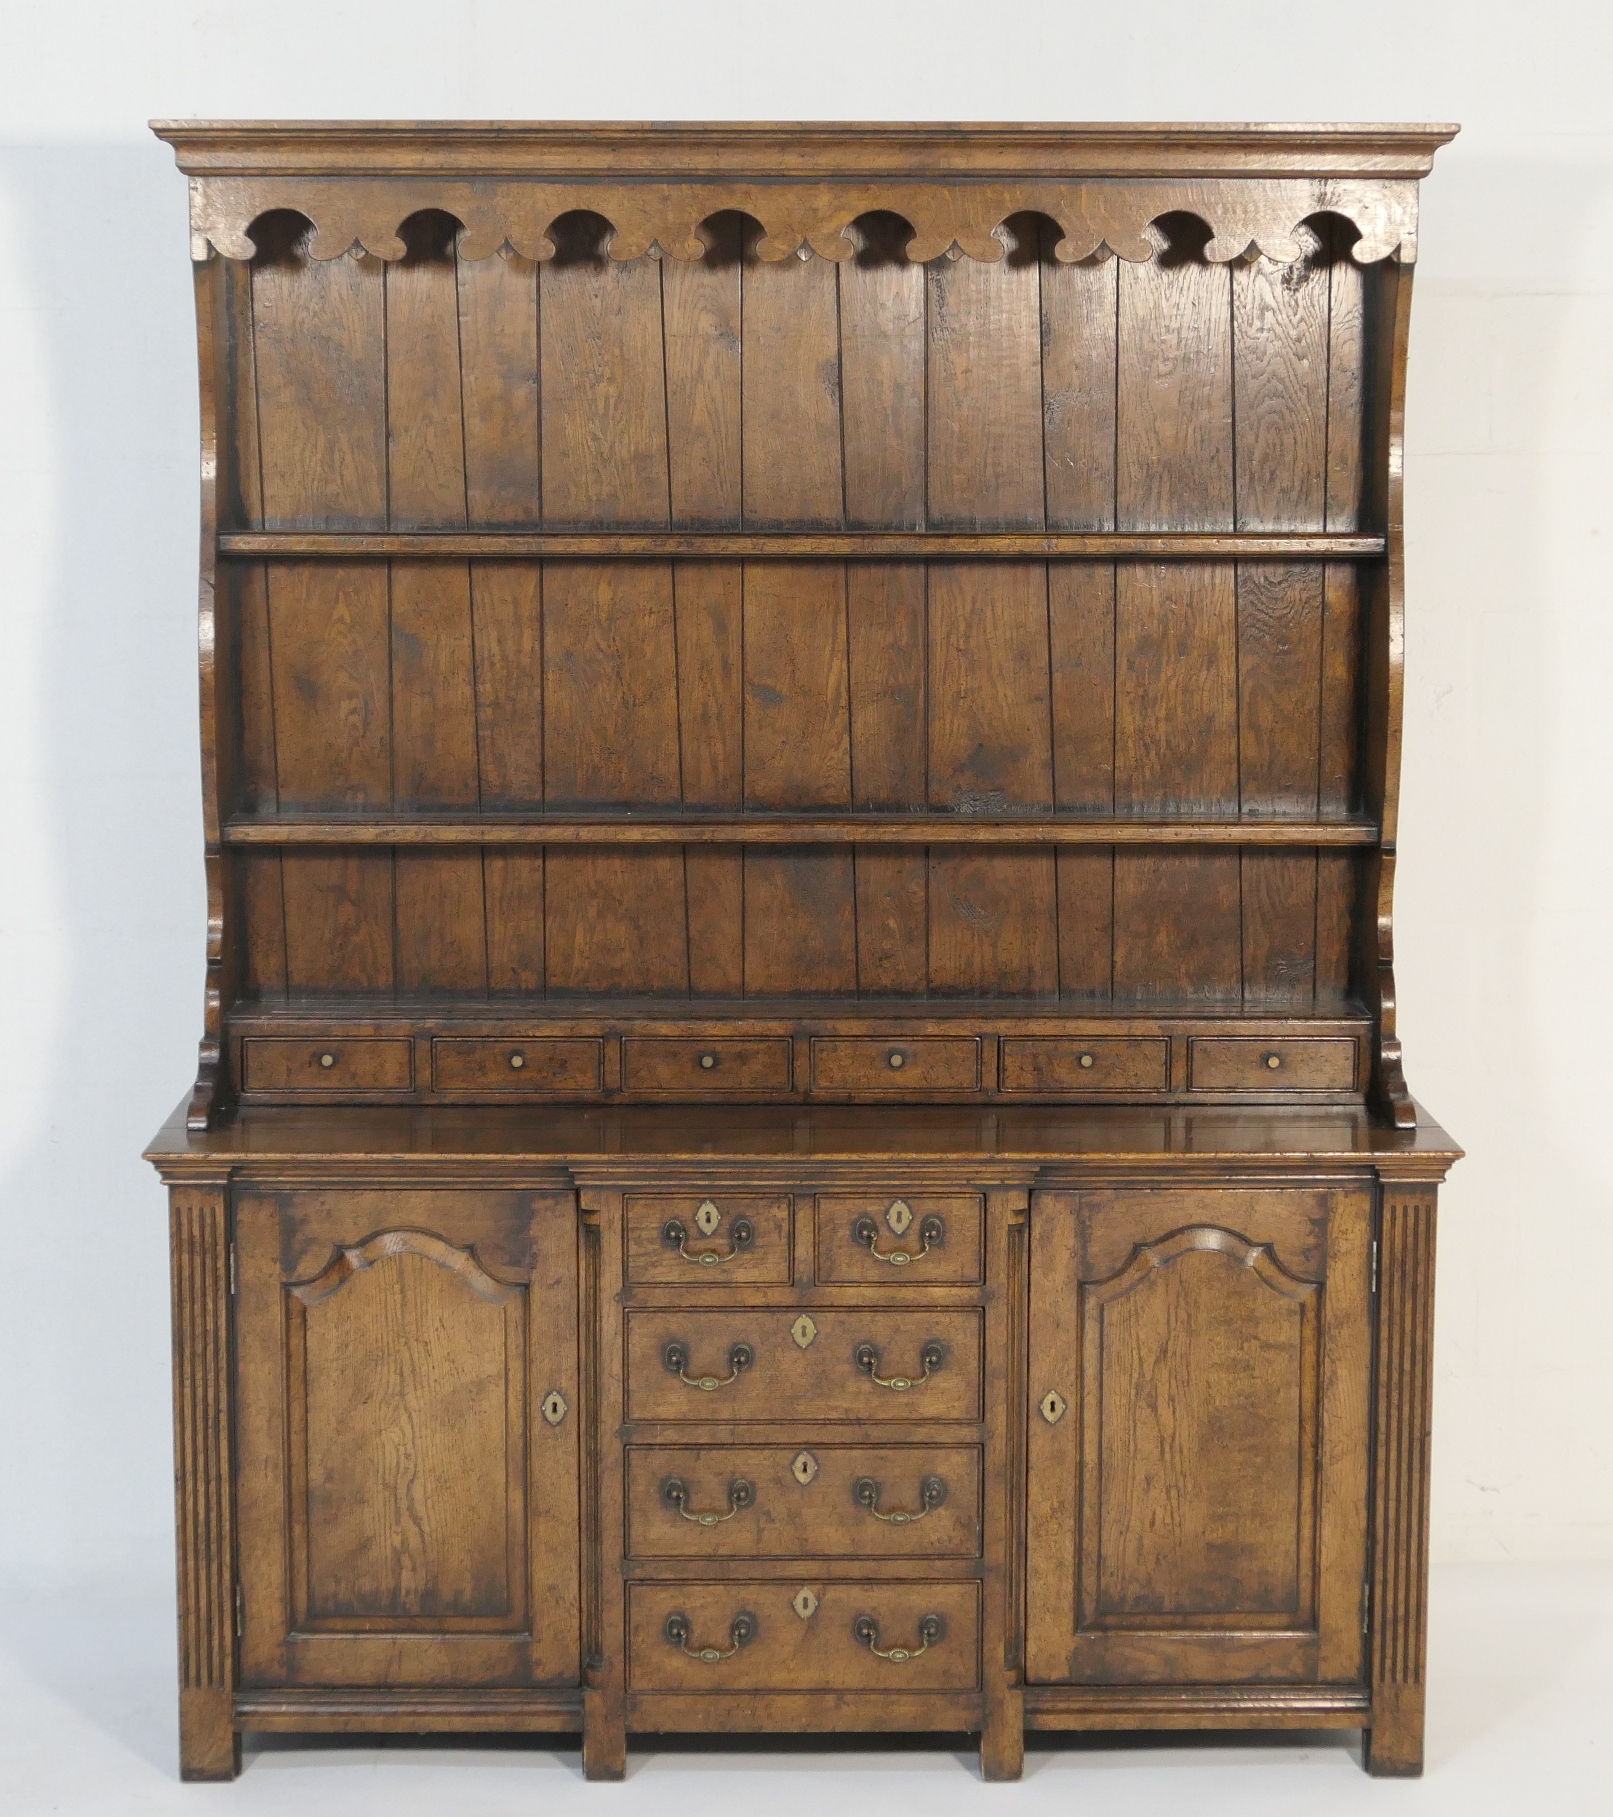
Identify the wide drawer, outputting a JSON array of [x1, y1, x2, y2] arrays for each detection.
[[431, 1037, 603, 1093], [241, 1038, 412, 1092], [814, 1194, 984, 1285], [810, 1037, 981, 1093], [1188, 1036, 1360, 1091], [623, 1038, 793, 1094], [1000, 1036, 1169, 1094], [625, 1309, 982, 1423], [625, 1194, 793, 1286], [626, 1444, 981, 1558], [628, 1579, 980, 1693]]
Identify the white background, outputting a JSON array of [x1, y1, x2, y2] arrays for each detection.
[[0, 1, 1608, 1596]]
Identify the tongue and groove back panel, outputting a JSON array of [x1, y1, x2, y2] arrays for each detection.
[[220, 209, 1372, 1009]]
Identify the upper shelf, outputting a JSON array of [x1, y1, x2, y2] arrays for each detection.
[[220, 532, 1388, 563]]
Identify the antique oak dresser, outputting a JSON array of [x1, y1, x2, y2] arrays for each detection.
[[145, 119, 1461, 1783]]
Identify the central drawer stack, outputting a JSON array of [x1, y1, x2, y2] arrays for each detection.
[[603, 1181, 1009, 1735]]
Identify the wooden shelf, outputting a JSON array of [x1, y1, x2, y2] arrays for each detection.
[[223, 814, 1380, 848], [219, 531, 1387, 562]]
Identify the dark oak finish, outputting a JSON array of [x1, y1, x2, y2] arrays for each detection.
[[149, 120, 1458, 1784]]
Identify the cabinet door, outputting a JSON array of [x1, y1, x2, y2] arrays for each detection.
[[1026, 1186, 1370, 1685], [235, 1188, 579, 1687]]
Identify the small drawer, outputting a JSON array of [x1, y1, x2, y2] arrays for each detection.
[[629, 1579, 980, 1693], [1000, 1036, 1169, 1094], [623, 1038, 792, 1095], [241, 1038, 412, 1092], [432, 1037, 603, 1093], [625, 1444, 982, 1559], [625, 1308, 982, 1424], [625, 1194, 793, 1286], [815, 1194, 984, 1285], [810, 1037, 980, 1093], [1188, 1037, 1360, 1092]]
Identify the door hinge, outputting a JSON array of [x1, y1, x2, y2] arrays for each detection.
[[1369, 1238, 1378, 1297], [229, 1245, 238, 1297], [1361, 1576, 1371, 1635], [235, 1583, 244, 1638]]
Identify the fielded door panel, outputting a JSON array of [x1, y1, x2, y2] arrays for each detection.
[[234, 1189, 580, 1687], [1026, 1186, 1372, 1685]]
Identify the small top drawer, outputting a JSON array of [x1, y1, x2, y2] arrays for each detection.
[[624, 1038, 792, 1095], [241, 1038, 412, 1092], [811, 1037, 980, 1093], [815, 1194, 984, 1285], [1188, 1037, 1360, 1092], [626, 1194, 793, 1285], [1000, 1036, 1169, 1094], [432, 1037, 602, 1093]]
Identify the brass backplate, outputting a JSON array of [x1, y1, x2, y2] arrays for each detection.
[[791, 1450, 819, 1485], [695, 1198, 721, 1236], [791, 1314, 817, 1349]]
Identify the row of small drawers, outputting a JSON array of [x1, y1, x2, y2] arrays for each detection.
[[241, 1033, 1361, 1094]]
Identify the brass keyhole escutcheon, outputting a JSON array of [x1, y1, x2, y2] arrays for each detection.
[[541, 1390, 568, 1427], [695, 1199, 721, 1236], [791, 1450, 819, 1485], [885, 1199, 913, 1237], [791, 1314, 817, 1349], [1040, 1389, 1068, 1425], [792, 1587, 819, 1620]]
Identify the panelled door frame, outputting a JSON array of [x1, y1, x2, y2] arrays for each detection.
[[1025, 1177, 1373, 1686], [234, 1183, 580, 1688]]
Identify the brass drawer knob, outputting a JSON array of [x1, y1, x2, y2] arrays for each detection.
[[853, 1474, 947, 1524], [854, 1339, 945, 1391], [887, 1050, 906, 1069], [1265, 1052, 1283, 1070], [662, 1476, 755, 1526], [853, 1214, 944, 1266], [852, 1612, 944, 1663], [664, 1610, 756, 1663], [318, 1052, 336, 1068], [508, 1051, 525, 1069], [1079, 1051, 1095, 1069], [663, 1216, 755, 1267], [698, 1051, 718, 1069], [664, 1339, 754, 1391]]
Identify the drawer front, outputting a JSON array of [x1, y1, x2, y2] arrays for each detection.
[[628, 1579, 980, 1693], [623, 1038, 792, 1095], [626, 1445, 981, 1559], [241, 1038, 412, 1092], [1000, 1036, 1169, 1094], [810, 1037, 980, 1093], [431, 1037, 603, 1093], [625, 1309, 982, 1423], [814, 1194, 985, 1285], [625, 1195, 793, 1286], [1188, 1036, 1360, 1092]]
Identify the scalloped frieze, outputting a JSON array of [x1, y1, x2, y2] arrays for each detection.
[[187, 175, 1420, 266]]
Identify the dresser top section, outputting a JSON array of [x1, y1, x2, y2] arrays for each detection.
[[150, 119, 1459, 180]]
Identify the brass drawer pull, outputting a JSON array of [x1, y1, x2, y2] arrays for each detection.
[[853, 1213, 944, 1266], [853, 1612, 944, 1663], [662, 1215, 756, 1267], [853, 1474, 947, 1524], [662, 1476, 755, 1526], [663, 1339, 754, 1391], [854, 1340, 945, 1391], [664, 1610, 756, 1663]]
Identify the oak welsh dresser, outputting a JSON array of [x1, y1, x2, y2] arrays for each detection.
[[145, 119, 1462, 1783]]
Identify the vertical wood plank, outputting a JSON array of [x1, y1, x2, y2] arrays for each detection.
[[386, 212, 468, 528], [268, 564, 391, 809], [220, 254, 263, 530], [743, 848, 858, 996], [280, 852, 395, 993], [458, 247, 541, 526], [1319, 564, 1363, 815], [741, 240, 844, 527], [1057, 847, 1113, 1000], [485, 852, 546, 993], [1049, 564, 1115, 812], [855, 851, 928, 995], [1112, 850, 1242, 1004], [1114, 563, 1238, 813], [395, 851, 489, 992], [391, 564, 480, 810], [839, 214, 926, 528], [676, 564, 744, 808], [545, 850, 688, 994], [686, 846, 745, 996], [540, 216, 669, 526], [1233, 230, 1330, 531], [543, 563, 680, 807], [1116, 217, 1233, 531], [847, 564, 927, 810], [251, 221, 387, 530], [743, 564, 851, 809], [1241, 850, 1317, 1007], [1325, 219, 1368, 532], [928, 847, 1058, 997], [1041, 237, 1117, 530], [235, 564, 278, 812], [471, 563, 544, 810], [927, 219, 1044, 528], [928, 564, 1053, 810], [1315, 850, 1357, 1007], [663, 214, 743, 528], [238, 853, 287, 998]]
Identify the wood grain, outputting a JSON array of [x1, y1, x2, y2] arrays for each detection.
[[839, 213, 926, 528], [457, 247, 541, 527], [741, 233, 843, 527], [1041, 236, 1117, 530], [386, 212, 468, 528], [663, 212, 743, 528]]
